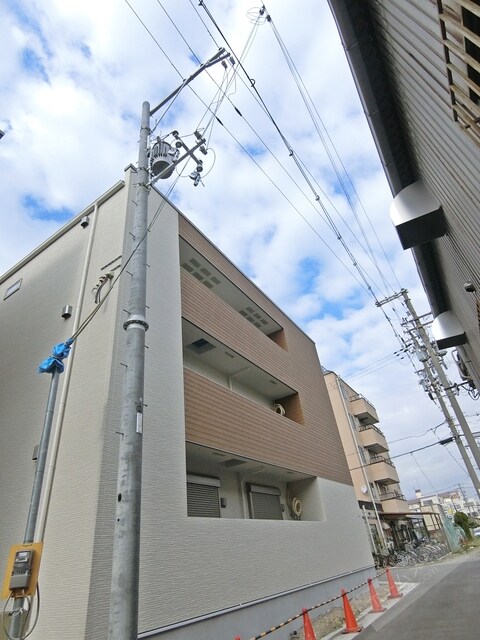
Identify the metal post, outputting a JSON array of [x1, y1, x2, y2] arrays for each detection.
[[106, 52, 229, 639], [107, 101, 150, 640], [403, 295, 480, 500], [9, 369, 61, 639]]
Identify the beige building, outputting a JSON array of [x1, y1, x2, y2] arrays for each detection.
[[324, 371, 412, 557], [328, 0, 480, 390], [0, 167, 373, 640]]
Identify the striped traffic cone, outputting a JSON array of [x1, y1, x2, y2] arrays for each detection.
[[368, 578, 386, 612], [386, 568, 403, 599], [341, 589, 362, 633], [302, 608, 317, 640]]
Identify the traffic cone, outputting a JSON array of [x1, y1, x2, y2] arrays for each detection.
[[386, 568, 403, 599], [368, 578, 385, 612], [302, 608, 317, 640], [341, 589, 362, 633]]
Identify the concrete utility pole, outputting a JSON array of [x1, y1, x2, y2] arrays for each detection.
[[377, 290, 480, 500], [401, 292, 480, 473], [107, 49, 229, 640], [409, 327, 480, 500]]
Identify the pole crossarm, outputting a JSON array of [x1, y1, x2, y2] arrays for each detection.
[[150, 47, 229, 116]]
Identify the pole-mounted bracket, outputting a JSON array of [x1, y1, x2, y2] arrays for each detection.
[[123, 314, 149, 331]]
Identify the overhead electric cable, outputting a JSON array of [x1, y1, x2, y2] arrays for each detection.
[[127, 0, 411, 348], [264, 4, 401, 294], [195, 1, 411, 350], [123, 1, 379, 296]]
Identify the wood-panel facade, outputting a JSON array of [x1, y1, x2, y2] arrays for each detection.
[[179, 215, 352, 486]]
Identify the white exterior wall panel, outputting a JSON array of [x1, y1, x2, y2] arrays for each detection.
[[1, 173, 373, 639]]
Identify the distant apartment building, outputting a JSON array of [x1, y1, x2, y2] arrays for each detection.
[[329, 0, 480, 390], [324, 371, 413, 556], [0, 167, 374, 640], [410, 488, 480, 525]]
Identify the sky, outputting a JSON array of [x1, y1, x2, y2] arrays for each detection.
[[1, 0, 479, 501]]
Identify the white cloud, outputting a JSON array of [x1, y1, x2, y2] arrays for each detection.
[[1, 0, 478, 500]]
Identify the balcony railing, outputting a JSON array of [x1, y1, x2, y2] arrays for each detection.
[[380, 490, 406, 502], [358, 424, 384, 436], [368, 455, 399, 485], [358, 424, 388, 454], [369, 454, 394, 467], [349, 393, 379, 425]]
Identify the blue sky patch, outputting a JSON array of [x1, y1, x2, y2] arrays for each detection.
[[21, 48, 48, 82], [296, 256, 320, 295], [78, 42, 92, 59], [8, 1, 51, 56], [23, 195, 73, 222], [244, 143, 265, 158]]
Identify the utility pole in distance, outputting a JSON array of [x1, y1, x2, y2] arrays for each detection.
[[377, 289, 480, 500], [107, 49, 229, 640]]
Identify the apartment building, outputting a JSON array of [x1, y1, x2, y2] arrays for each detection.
[[410, 488, 480, 522], [0, 167, 373, 640], [328, 0, 480, 390], [324, 371, 413, 556]]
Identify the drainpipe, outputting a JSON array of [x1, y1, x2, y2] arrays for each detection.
[[362, 505, 376, 551], [35, 181, 124, 540], [336, 376, 387, 549]]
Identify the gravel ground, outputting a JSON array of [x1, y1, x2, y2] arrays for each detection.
[[294, 583, 390, 639]]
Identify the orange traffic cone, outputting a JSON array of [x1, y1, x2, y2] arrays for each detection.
[[341, 589, 362, 634], [386, 568, 403, 599], [368, 578, 385, 613], [302, 608, 317, 640]]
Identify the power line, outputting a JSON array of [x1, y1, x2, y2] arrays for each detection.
[[264, 5, 401, 296]]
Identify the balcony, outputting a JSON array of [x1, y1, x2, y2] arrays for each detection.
[[358, 424, 388, 454], [368, 455, 399, 485], [380, 490, 408, 514], [349, 393, 379, 425]]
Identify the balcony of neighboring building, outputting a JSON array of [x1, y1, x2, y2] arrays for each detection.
[[358, 424, 388, 454], [349, 393, 379, 425], [379, 489, 408, 514], [367, 455, 400, 485]]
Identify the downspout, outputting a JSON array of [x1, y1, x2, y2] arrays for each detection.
[[336, 377, 387, 549], [36, 181, 124, 540]]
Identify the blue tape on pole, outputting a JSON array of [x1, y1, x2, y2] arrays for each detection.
[[38, 338, 73, 374]]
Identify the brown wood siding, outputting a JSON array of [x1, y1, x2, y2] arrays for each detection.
[[185, 368, 350, 482], [179, 215, 351, 485]]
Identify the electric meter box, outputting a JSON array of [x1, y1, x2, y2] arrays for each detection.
[[1, 542, 43, 598]]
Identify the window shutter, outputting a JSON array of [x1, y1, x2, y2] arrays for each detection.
[[249, 484, 283, 520], [186, 475, 221, 518]]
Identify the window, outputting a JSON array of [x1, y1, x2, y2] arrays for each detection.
[[3, 279, 22, 300], [248, 484, 283, 520], [186, 474, 221, 517]]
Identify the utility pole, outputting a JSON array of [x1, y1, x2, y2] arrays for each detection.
[[107, 49, 229, 640], [401, 291, 480, 472], [409, 326, 480, 500], [377, 290, 480, 500]]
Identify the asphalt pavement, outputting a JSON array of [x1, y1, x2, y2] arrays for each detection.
[[339, 547, 480, 639]]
